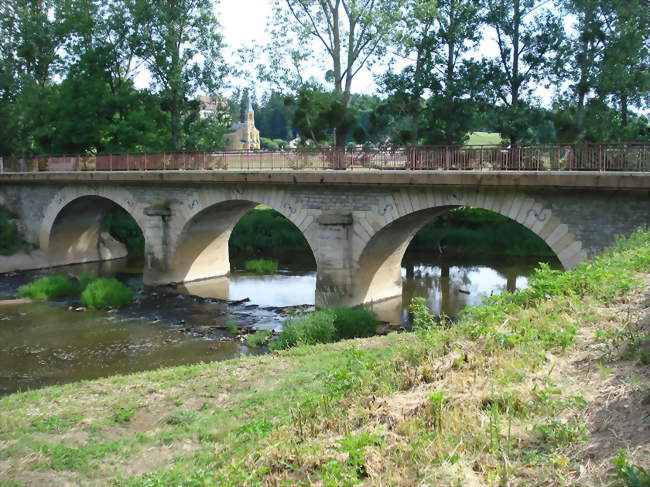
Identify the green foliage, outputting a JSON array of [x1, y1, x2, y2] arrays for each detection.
[[270, 310, 337, 350], [105, 209, 145, 258], [0, 206, 21, 256], [271, 307, 379, 350], [110, 405, 138, 424], [610, 451, 650, 487], [247, 330, 271, 348], [226, 321, 239, 334], [77, 271, 98, 290], [230, 208, 311, 254], [165, 410, 201, 427], [535, 420, 588, 448], [329, 306, 379, 339], [244, 259, 278, 274], [18, 276, 77, 301], [410, 207, 554, 256], [80, 278, 134, 309]]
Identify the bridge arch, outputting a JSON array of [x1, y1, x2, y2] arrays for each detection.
[[351, 188, 587, 305], [162, 190, 318, 284], [42, 188, 146, 267]]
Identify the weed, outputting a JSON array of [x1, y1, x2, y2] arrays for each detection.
[[535, 420, 588, 448], [244, 259, 278, 274], [609, 451, 650, 487], [234, 419, 274, 440], [30, 413, 81, 433], [18, 275, 77, 300], [165, 410, 200, 426], [77, 270, 98, 290], [81, 278, 134, 309], [428, 391, 448, 430], [247, 330, 271, 348], [270, 310, 336, 350], [110, 405, 138, 424], [329, 306, 379, 339], [226, 320, 239, 334]]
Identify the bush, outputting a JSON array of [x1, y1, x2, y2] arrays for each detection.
[[270, 310, 337, 350], [80, 278, 134, 309], [18, 275, 78, 300], [329, 306, 379, 339], [244, 259, 278, 274], [0, 205, 21, 256], [247, 330, 272, 348], [77, 271, 98, 290]]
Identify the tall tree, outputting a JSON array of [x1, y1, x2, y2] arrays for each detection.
[[380, 0, 483, 145], [484, 0, 564, 144], [131, 0, 226, 150], [272, 0, 402, 147], [597, 0, 650, 127]]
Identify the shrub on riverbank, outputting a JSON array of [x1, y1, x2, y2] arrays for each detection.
[[18, 275, 78, 300], [0, 205, 21, 256], [80, 278, 134, 309], [247, 330, 272, 348], [244, 259, 278, 274], [271, 306, 379, 349], [329, 306, 378, 339]]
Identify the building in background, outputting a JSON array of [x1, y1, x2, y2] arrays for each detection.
[[223, 99, 260, 151]]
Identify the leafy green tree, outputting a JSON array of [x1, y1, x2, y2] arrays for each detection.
[[483, 0, 564, 145], [131, 0, 227, 150], [272, 0, 403, 147], [597, 0, 649, 127]]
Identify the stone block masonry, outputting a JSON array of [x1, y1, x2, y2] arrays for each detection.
[[1, 171, 648, 306]]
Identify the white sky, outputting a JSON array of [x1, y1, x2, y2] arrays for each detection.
[[133, 0, 557, 102]]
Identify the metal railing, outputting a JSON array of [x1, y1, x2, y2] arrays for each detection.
[[1, 143, 649, 173]]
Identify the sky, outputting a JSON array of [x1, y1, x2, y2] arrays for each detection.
[[216, 0, 380, 94]]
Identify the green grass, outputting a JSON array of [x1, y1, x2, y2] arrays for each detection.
[[466, 131, 503, 146], [80, 278, 134, 309], [247, 330, 272, 348], [18, 275, 78, 300], [1, 229, 649, 486], [271, 306, 379, 350], [244, 259, 278, 274]]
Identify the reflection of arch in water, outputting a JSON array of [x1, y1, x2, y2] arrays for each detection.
[[43, 192, 145, 268], [163, 199, 317, 285], [354, 193, 578, 306]]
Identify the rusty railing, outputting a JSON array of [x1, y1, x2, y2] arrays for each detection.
[[1, 143, 649, 172]]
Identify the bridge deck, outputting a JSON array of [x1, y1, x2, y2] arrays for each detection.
[[1, 170, 649, 190]]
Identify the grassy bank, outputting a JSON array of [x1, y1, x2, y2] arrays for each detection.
[[1, 230, 649, 486]]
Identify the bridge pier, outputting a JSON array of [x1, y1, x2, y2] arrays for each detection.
[[142, 206, 171, 285], [313, 211, 356, 307]]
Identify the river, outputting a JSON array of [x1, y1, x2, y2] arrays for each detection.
[[0, 251, 559, 395]]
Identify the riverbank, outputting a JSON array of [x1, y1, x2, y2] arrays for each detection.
[[0, 230, 648, 486]]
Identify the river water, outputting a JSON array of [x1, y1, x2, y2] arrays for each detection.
[[0, 251, 559, 395]]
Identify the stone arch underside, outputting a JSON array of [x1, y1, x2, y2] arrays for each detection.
[[350, 187, 588, 306], [45, 193, 144, 268], [153, 189, 318, 286]]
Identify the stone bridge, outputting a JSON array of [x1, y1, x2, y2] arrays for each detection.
[[1, 171, 648, 306]]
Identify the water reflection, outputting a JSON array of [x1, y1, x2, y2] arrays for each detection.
[[0, 251, 558, 395]]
